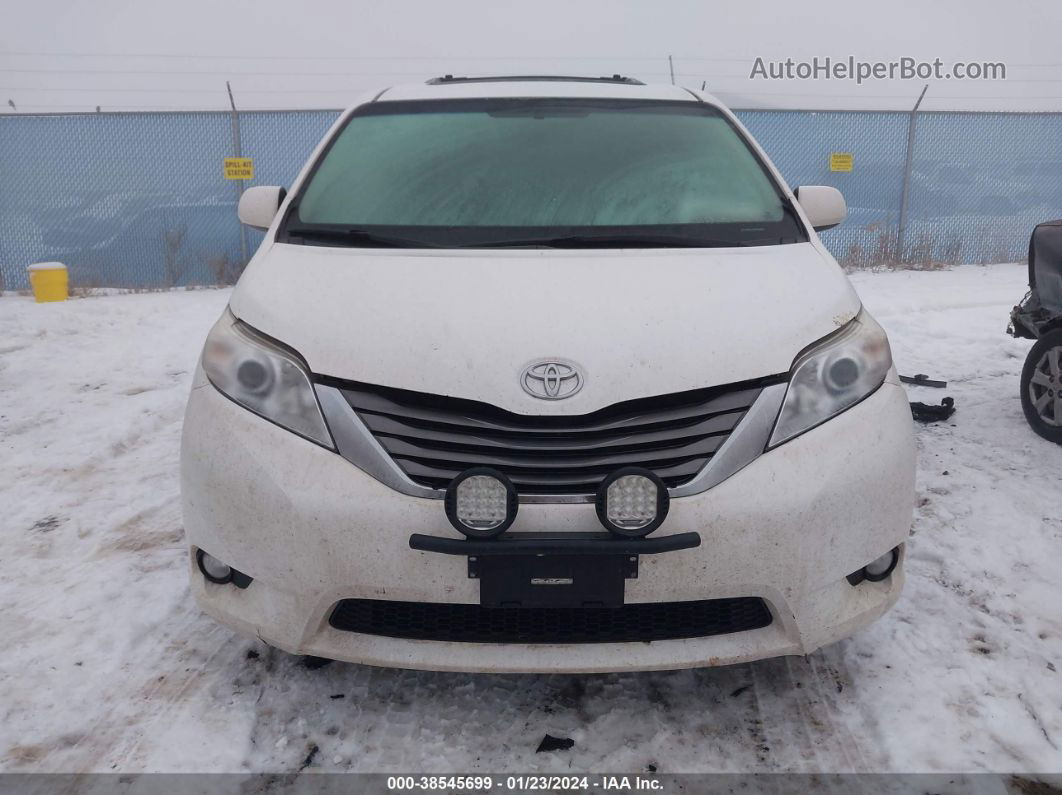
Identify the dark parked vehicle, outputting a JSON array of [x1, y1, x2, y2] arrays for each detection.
[[1009, 219, 1062, 443]]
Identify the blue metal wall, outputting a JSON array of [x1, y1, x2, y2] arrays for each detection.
[[2, 108, 1060, 289]]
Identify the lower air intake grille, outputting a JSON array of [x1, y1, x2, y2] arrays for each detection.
[[328, 597, 773, 644], [328, 378, 768, 495]]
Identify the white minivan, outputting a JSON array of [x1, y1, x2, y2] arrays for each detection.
[[181, 75, 916, 673]]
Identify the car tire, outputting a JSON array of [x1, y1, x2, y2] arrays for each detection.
[[1020, 328, 1062, 444]]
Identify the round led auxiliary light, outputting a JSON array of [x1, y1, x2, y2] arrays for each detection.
[[444, 468, 519, 539], [595, 467, 670, 538]]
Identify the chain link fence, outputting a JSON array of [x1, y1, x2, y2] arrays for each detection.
[[2, 107, 1060, 290]]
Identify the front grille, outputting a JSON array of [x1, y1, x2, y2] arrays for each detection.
[[328, 597, 773, 644], [328, 378, 768, 494]]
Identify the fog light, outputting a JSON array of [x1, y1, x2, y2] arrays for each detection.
[[864, 547, 900, 581], [444, 468, 518, 539], [596, 467, 669, 538], [197, 549, 234, 584], [847, 546, 900, 585]]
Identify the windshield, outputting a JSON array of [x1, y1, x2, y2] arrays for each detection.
[[281, 98, 807, 248]]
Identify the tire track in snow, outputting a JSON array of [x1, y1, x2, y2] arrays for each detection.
[[748, 652, 872, 774], [104, 617, 242, 770], [749, 657, 832, 772], [38, 604, 236, 772], [805, 649, 877, 771]]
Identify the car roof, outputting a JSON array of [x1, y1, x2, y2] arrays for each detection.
[[373, 76, 709, 104]]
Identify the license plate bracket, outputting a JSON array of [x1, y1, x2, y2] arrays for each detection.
[[475, 554, 635, 608]]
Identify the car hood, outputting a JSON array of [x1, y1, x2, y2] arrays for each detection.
[[230, 242, 860, 415]]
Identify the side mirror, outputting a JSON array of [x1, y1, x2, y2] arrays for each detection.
[[238, 186, 286, 231], [795, 186, 847, 232]]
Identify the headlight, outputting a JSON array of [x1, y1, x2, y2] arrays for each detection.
[[769, 308, 892, 448], [201, 309, 333, 448]]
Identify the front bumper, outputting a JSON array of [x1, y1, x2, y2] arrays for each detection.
[[180, 371, 915, 673]]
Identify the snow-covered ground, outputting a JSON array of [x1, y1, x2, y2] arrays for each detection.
[[1, 263, 1060, 774]]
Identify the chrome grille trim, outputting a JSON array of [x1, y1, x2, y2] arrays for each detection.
[[316, 381, 787, 503]]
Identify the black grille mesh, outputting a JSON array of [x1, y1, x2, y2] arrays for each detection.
[[330, 379, 766, 494], [328, 597, 773, 644]]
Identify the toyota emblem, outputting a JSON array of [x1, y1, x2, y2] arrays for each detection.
[[521, 360, 584, 400]]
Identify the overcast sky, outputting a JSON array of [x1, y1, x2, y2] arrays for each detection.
[[2, 0, 1060, 113]]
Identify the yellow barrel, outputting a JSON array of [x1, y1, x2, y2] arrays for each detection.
[[27, 262, 69, 303]]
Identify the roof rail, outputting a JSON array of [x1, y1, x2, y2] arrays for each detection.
[[426, 74, 645, 86]]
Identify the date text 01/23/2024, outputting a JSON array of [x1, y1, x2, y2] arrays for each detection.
[[386, 776, 663, 791]]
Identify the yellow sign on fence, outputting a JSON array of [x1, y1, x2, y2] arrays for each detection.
[[223, 157, 254, 180], [829, 152, 854, 172]]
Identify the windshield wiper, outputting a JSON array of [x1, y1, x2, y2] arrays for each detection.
[[283, 227, 764, 249], [283, 226, 440, 249], [463, 233, 751, 249]]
